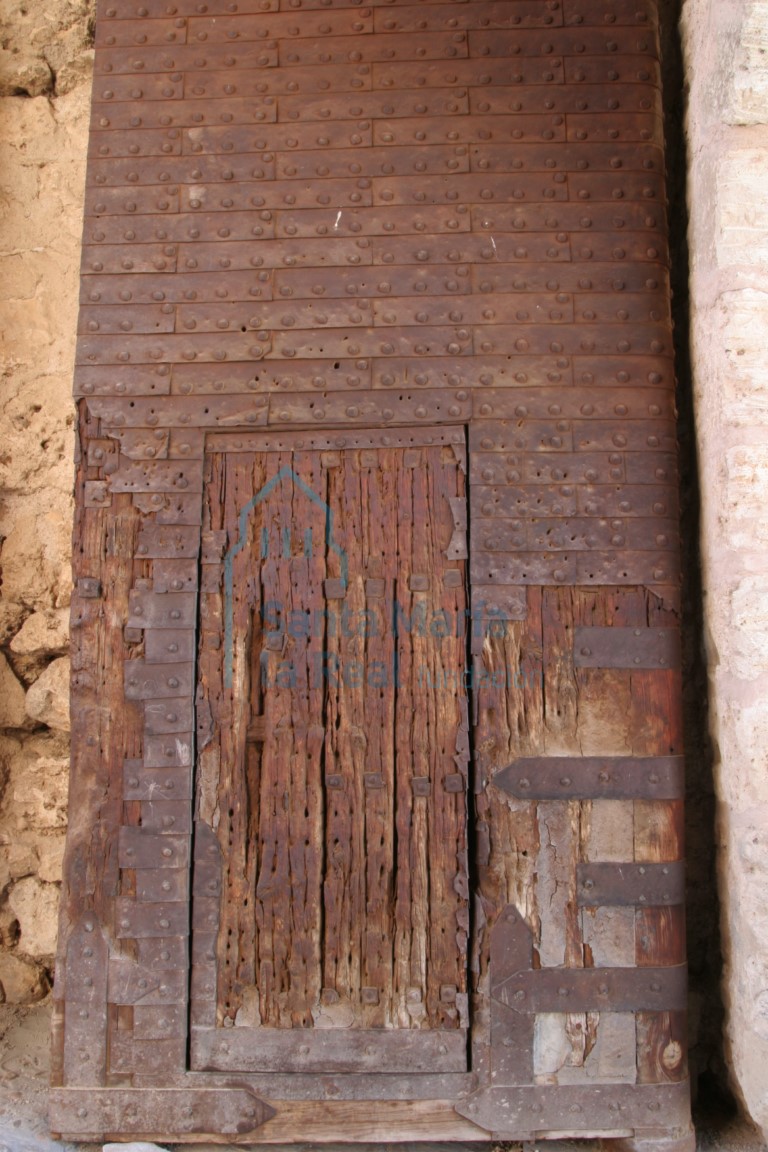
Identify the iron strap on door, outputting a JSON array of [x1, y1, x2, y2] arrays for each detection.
[[191, 433, 471, 1071], [54, 0, 691, 1145]]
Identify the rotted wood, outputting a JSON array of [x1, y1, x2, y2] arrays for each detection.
[[472, 585, 687, 1100], [192, 437, 470, 1059]]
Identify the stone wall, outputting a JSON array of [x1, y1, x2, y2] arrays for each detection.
[[0, 0, 92, 1002], [682, 0, 768, 1136]]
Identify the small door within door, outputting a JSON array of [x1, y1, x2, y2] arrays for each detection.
[[191, 430, 470, 1075]]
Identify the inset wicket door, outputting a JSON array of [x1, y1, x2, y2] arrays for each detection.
[[191, 429, 472, 1075]]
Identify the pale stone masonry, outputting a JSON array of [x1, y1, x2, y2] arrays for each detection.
[[682, 0, 768, 1135]]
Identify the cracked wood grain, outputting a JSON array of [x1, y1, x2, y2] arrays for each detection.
[[193, 438, 469, 1055]]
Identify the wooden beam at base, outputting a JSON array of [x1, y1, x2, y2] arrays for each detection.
[[50, 1092, 490, 1144]]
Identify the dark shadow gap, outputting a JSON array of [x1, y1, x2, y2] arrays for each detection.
[[658, 0, 734, 1121]]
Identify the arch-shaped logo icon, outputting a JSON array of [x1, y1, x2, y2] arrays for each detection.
[[223, 466, 348, 688]]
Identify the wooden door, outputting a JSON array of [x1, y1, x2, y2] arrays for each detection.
[[191, 429, 471, 1074], [53, 0, 695, 1142]]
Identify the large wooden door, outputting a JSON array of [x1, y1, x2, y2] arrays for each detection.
[[53, 0, 695, 1143], [191, 429, 471, 1073]]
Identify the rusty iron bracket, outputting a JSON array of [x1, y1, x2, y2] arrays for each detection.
[[578, 861, 686, 906], [62, 917, 109, 1087], [493, 963, 688, 1014], [573, 624, 681, 669], [493, 754, 684, 800], [49, 1086, 276, 1139], [456, 1080, 692, 1137]]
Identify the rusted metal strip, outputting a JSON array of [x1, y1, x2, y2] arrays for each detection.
[[127, 591, 196, 630], [151, 560, 199, 594], [578, 862, 686, 907], [133, 1004, 187, 1039], [134, 1070, 479, 1102], [62, 918, 109, 1087], [268, 389, 471, 425], [144, 632, 196, 664], [135, 870, 189, 902], [49, 1087, 276, 1139], [118, 828, 190, 870], [488, 906, 534, 1085], [472, 386, 675, 421], [124, 764, 193, 801], [115, 899, 189, 938], [108, 959, 187, 1007], [135, 524, 200, 558], [138, 800, 191, 835], [471, 485, 676, 518], [468, 27, 657, 58], [471, 552, 677, 586], [492, 964, 688, 1014], [471, 425, 677, 456], [192, 1027, 468, 1075], [474, 516, 679, 551], [134, 492, 203, 525], [143, 729, 193, 768], [109, 460, 204, 493], [456, 1080, 692, 1136], [87, 394, 268, 427], [573, 625, 682, 668], [136, 937, 188, 970], [207, 426, 465, 453], [190, 823, 221, 1029], [109, 1035, 188, 1079], [440, 54, 655, 90], [189, 824, 221, 1032], [471, 585, 527, 626], [493, 755, 684, 800]]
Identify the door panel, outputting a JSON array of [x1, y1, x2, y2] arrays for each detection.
[[56, 0, 693, 1140], [192, 433, 470, 1072]]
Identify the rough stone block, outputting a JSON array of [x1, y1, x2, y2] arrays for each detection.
[[728, 577, 768, 680], [0, 652, 29, 729], [0, 49, 52, 97], [725, 1, 768, 125], [3, 732, 70, 832], [10, 608, 69, 657], [37, 835, 66, 884], [725, 445, 768, 531], [7, 877, 60, 958], [716, 290, 768, 425], [0, 602, 28, 646], [25, 657, 70, 732], [718, 699, 768, 807], [716, 151, 768, 266], [0, 951, 48, 1003]]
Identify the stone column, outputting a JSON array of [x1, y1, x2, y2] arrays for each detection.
[[682, 0, 768, 1135]]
